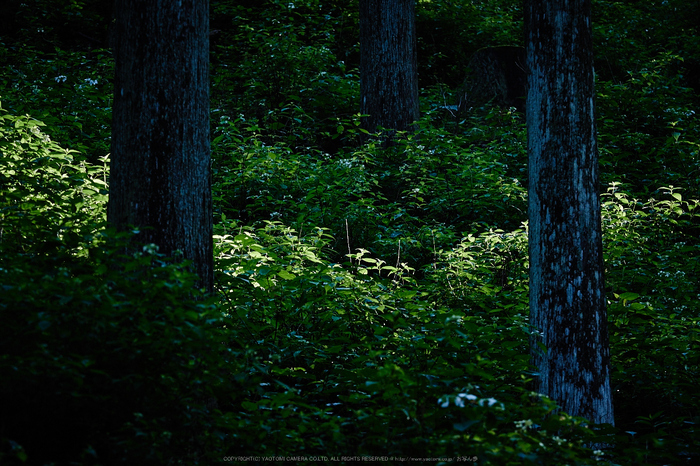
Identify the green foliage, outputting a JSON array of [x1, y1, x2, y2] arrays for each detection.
[[0, 105, 107, 252], [1, 235, 231, 464], [0, 43, 113, 162], [597, 52, 700, 194], [0, 108, 231, 464], [213, 221, 602, 462], [2, 0, 112, 51], [212, 107, 527, 270], [602, 185, 700, 462], [211, 0, 360, 151]]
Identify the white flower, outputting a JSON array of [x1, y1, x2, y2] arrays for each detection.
[[55, 75, 67, 83], [480, 397, 498, 407], [455, 393, 477, 407], [515, 419, 535, 430], [142, 243, 159, 255], [441, 393, 481, 408], [337, 158, 354, 169]]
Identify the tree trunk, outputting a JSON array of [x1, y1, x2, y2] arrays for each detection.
[[109, 0, 213, 292], [525, 0, 614, 425], [359, 0, 419, 137]]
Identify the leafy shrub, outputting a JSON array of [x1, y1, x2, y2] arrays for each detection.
[[601, 185, 700, 463], [597, 52, 700, 195], [214, 220, 603, 463], [210, 0, 359, 151], [0, 108, 231, 465], [211, 108, 527, 272], [0, 46, 113, 163]]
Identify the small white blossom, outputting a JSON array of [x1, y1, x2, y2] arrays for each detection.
[[479, 397, 498, 407], [142, 243, 159, 255], [515, 419, 535, 430], [338, 159, 350, 168], [454, 393, 477, 407]]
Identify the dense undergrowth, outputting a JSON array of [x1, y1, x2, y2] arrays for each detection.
[[2, 0, 700, 464]]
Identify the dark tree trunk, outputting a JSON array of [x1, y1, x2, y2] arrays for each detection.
[[359, 0, 419, 137], [525, 0, 614, 425], [109, 0, 213, 292]]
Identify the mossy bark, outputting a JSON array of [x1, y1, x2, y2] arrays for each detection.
[[526, 0, 614, 425]]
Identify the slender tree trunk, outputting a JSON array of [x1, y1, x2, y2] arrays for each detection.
[[525, 0, 614, 425], [109, 0, 213, 292], [359, 0, 419, 137]]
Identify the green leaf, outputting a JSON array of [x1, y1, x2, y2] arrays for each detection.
[[618, 292, 640, 301], [278, 270, 296, 280], [241, 400, 258, 411], [454, 419, 480, 431]]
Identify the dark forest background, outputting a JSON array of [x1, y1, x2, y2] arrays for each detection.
[[2, 0, 700, 464]]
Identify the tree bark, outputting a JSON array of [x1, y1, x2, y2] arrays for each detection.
[[109, 0, 213, 292], [525, 0, 614, 425], [359, 0, 419, 137]]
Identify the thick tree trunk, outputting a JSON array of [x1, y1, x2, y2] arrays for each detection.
[[359, 0, 419, 136], [109, 0, 213, 292], [525, 0, 614, 425]]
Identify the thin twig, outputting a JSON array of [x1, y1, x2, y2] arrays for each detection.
[[395, 240, 401, 269], [345, 218, 352, 265]]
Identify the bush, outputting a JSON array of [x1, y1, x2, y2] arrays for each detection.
[[0, 108, 231, 465], [214, 220, 604, 463]]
